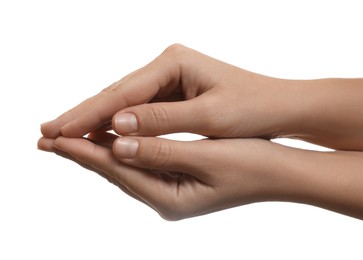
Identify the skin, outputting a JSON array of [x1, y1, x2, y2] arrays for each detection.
[[38, 44, 363, 220]]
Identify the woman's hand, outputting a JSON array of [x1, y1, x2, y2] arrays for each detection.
[[39, 134, 284, 220], [40, 44, 294, 141], [40, 44, 363, 150], [39, 131, 363, 220]]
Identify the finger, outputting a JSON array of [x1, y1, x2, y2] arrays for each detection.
[[38, 137, 56, 152], [41, 45, 185, 139], [38, 130, 117, 153], [112, 97, 215, 136], [52, 136, 179, 212], [112, 136, 215, 183]]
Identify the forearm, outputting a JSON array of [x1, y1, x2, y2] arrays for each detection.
[[281, 78, 363, 150], [268, 143, 363, 220]]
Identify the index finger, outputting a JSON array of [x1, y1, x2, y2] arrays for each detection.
[[41, 45, 182, 138]]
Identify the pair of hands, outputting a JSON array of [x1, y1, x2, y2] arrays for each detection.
[[38, 44, 363, 220]]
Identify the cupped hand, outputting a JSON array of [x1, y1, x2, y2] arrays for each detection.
[[38, 44, 291, 220], [39, 134, 283, 220], [40, 44, 293, 140]]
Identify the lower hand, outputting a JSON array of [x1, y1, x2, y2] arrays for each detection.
[[40, 134, 281, 220]]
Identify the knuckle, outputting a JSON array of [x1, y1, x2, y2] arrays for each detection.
[[161, 43, 191, 66], [101, 81, 119, 94], [148, 140, 172, 169], [147, 105, 170, 134], [155, 187, 193, 221], [162, 43, 187, 58], [159, 210, 184, 221], [157, 202, 187, 221]]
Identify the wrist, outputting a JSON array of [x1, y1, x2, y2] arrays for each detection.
[[266, 78, 325, 140], [275, 79, 320, 139], [254, 76, 306, 139], [236, 140, 297, 203], [265, 145, 363, 219], [250, 142, 312, 203]]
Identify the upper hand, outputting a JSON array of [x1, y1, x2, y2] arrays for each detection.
[[40, 44, 290, 140]]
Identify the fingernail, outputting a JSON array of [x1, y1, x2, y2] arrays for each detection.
[[114, 138, 139, 158], [114, 113, 138, 133]]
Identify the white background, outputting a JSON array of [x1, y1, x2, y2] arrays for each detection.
[[1, 0, 363, 259]]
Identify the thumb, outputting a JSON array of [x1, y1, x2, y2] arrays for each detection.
[[112, 98, 212, 136], [112, 136, 211, 181]]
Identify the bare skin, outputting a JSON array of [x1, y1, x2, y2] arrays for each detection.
[[38, 44, 363, 220]]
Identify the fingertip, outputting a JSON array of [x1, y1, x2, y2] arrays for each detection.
[[37, 137, 56, 152], [40, 121, 50, 136], [40, 119, 61, 139]]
